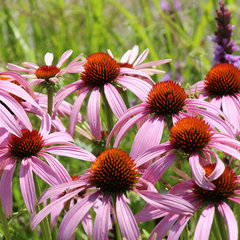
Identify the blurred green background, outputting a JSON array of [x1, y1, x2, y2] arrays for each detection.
[[1, 0, 239, 85]]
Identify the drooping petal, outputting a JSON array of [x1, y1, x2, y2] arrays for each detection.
[[168, 215, 191, 240], [116, 195, 140, 240], [189, 153, 215, 190], [93, 195, 111, 240], [130, 115, 164, 159], [30, 156, 60, 186], [56, 50, 73, 68], [0, 158, 16, 217], [116, 76, 152, 101], [57, 192, 99, 240], [39, 114, 51, 138], [218, 201, 238, 240], [45, 52, 54, 66], [194, 204, 214, 240], [142, 152, 176, 184], [87, 87, 101, 140], [31, 188, 81, 230], [19, 158, 36, 212], [148, 214, 178, 240], [44, 144, 96, 162], [43, 132, 73, 146], [38, 153, 71, 183], [69, 88, 89, 136], [104, 83, 127, 119], [138, 190, 194, 215], [135, 142, 171, 167], [7, 64, 35, 73]]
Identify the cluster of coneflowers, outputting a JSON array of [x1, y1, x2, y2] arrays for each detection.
[[0, 1, 240, 240]]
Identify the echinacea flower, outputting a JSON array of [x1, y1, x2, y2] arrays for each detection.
[[0, 112, 90, 217], [107, 80, 234, 158], [137, 163, 240, 240], [7, 50, 85, 85], [132, 116, 240, 190], [107, 45, 171, 76], [190, 63, 240, 135], [31, 147, 194, 240], [53, 52, 154, 136]]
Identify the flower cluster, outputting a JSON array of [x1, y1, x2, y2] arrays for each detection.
[[0, 2, 240, 240]]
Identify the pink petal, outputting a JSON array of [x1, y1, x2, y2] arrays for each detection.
[[189, 153, 215, 190], [218, 201, 238, 240], [43, 144, 96, 161], [39, 152, 71, 183], [87, 87, 101, 140], [135, 59, 172, 69], [93, 195, 111, 240], [0, 159, 16, 217], [113, 112, 148, 148], [116, 195, 140, 240], [69, 88, 89, 136], [130, 115, 164, 159], [45, 52, 54, 66], [44, 132, 73, 146], [104, 83, 127, 119], [56, 50, 73, 68], [167, 215, 191, 240], [120, 49, 132, 63], [30, 156, 60, 186], [7, 64, 35, 73], [169, 180, 194, 194], [148, 214, 178, 240], [120, 68, 153, 82], [22, 62, 39, 69], [0, 91, 32, 131], [133, 48, 149, 66], [139, 190, 194, 215], [20, 158, 36, 212], [116, 76, 152, 101], [39, 114, 51, 138], [57, 192, 99, 240], [128, 45, 139, 64], [31, 188, 81, 230], [135, 142, 171, 167], [142, 152, 175, 184], [194, 204, 214, 240]]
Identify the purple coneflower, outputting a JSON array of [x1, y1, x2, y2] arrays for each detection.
[[0, 112, 91, 217], [133, 116, 240, 190], [191, 63, 240, 135], [107, 80, 234, 158], [31, 147, 194, 240], [213, 1, 240, 67], [7, 50, 85, 85], [53, 52, 154, 136], [137, 163, 239, 240]]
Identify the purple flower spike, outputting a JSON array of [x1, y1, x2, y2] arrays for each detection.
[[213, 1, 240, 67]]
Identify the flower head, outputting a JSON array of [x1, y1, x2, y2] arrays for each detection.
[[7, 50, 85, 86], [31, 146, 193, 240], [138, 164, 240, 240], [54, 51, 154, 136]]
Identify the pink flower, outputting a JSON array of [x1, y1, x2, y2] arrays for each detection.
[[7, 50, 85, 85], [53, 52, 154, 136], [107, 81, 234, 157], [137, 164, 240, 240], [107, 45, 171, 76], [190, 63, 240, 135], [0, 112, 90, 217], [132, 116, 240, 190], [31, 148, 194, 240]]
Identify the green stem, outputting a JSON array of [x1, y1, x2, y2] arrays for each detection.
[[112, 195, 122, 240], [212, 213, 222, 240], [215, 207, 227, 240], [101, 91, 114, 148], [121, 89, 130, 109], [0, 199, 11, 240], [34, 174, 52, 240], [47, 86, 54, 116]]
